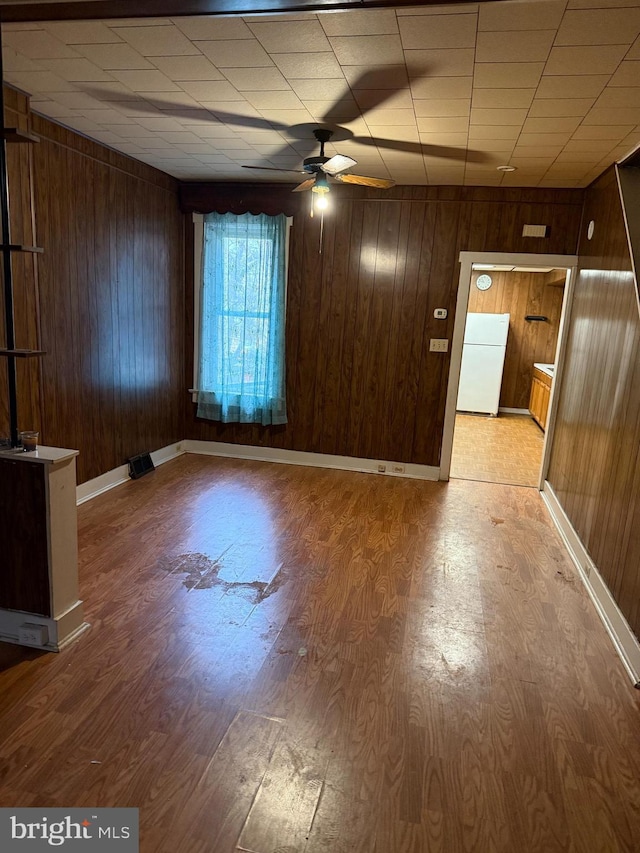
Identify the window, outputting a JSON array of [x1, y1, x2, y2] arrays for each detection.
[[195, 211, 288, 425]]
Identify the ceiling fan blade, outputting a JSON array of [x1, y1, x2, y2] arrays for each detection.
[[242, 165, 307, 174], [292, 177, 317, 193], [322, 154, 357, 176], [353, 135, 490, 164], [334, 174, 395, 189]]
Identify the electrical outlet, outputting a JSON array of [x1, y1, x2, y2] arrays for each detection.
[[392, 464, 405, 474], [377, 464, 386, 473], [18, 623, 48, 647], [429, 338, 449, 352]]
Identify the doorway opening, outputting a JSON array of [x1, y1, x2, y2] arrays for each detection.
[[440, 252, 578, 489]]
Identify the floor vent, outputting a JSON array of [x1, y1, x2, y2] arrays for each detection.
[[128, 452, 155, 480]]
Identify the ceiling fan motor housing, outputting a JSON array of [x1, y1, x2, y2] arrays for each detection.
[[302, 155, 329, 173]]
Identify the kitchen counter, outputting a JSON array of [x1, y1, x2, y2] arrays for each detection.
[[534, 362, 554, 379]]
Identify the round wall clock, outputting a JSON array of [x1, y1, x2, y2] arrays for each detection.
[[476, 274, 493, 291]]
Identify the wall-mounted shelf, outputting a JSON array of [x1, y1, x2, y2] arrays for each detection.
[[0, 349, 46, 358], [2, 127, 39, 144]]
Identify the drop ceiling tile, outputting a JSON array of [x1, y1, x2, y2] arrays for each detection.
[[582, 108, 640, 124], [473, 62, 544, 88], [47, 91, 103, 109], [157, 131, 206, 144], [362, 109, 416, 125], [222, 67, 289, 92], [330, 34, 404, 65], [411, 77, 472, 99], [594, 88, 640, 108], [2, 46, 42, 73], [173, 17, 254, 40], [244, 91, 304, 110], [470, 108, 529, 125], [344, 65, 408, 89], [468, 125, 521, 139], [555, 9, 640, 46], [301, 99, 359, 120], [370, 126, 419, 142], [528, 98, 595, 117], [471, 89, 535, 109], [522, 116, 583, 133], [418, 132, 469, 146], [414, 99, 470, 117], [110, 123, 160, 137], [319, 10, 399, 36], [182, 143, 229, 154], [198, 39, 273, 68], [136, 117, 189, 132], [78, 108, 138, 125], [417, 117, 470, 133], [88, 130, 128, 145], [628, 35, 640, 60], [563, 138, 619, 151], [254, 108, 315, 125], [5, 70, 77, 93], [509, 157, 555, 170], [398, 14, 477, 50], [405, 49, 475, 77], [516, 132, 575, 146], [42, 22, 124, 44], [110, 19, 174, 28], [186, 123, 242, 138], [476, 30, 556, 63], [177, 80, 241, 100], [535, 74, 609, 99], [608, 62, 640, 88], [512, 145, 565, 157], [111, 69, 181, 92], [150, 56, 224, 81], [2, 29, 80, 59], [36, 58, 116, 82], [103, 100, 163, 118], [573, 123, 635, 139], [250, 20, 332, 53], [74, 43, 154, 70], [354, 89, 413, 110], [553, 150, 601, 163], [114, 25, 200, 57], [272, 52, 344, 79], [545, 45, 628, 76], [289, 79, 349, 101]]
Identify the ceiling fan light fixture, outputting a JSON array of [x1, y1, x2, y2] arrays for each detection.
[[311, 172, 330, 208]]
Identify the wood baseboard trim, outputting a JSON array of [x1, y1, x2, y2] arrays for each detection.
[[184, 440, 440, 481], [498, 407, 531, 415], [0, 601, 88, 652], [542, 481, 640, 687], [76, 441, 185, 505]]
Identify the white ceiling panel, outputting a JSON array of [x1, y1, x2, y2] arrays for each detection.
[[3, 1, 640, 188]]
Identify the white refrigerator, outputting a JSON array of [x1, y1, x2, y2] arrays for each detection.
[[456, 312, 510, 416]]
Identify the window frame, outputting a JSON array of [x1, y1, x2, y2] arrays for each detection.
[[191, 213, 292, 403]]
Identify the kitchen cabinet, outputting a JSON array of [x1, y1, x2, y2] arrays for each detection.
[[529, 366, 552, 430]]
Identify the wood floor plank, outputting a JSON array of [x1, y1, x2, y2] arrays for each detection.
[[1, 456, 639, 852]]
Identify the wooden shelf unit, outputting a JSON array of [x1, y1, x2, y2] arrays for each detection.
[[2, 127, 39, 144], [0, 348, 46, 357]]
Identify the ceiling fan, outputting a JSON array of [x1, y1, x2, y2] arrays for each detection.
[[241, 127, 396, 195]]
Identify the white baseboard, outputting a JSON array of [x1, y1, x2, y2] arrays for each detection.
[[184, 440, 440, 481], [0, 601, 89, 652], [76, 441, 185, 505], [542, 481, 640, 687], [498, 407, 531, 415]]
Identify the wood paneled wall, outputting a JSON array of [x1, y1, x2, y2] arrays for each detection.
[[547, 167, 640, 639], [468, 270, 564, 409], [185, 184, 583, 466], [1, 88, 186, 484], [0, 88, 41, 439]]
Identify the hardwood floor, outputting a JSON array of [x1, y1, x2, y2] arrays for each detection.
[[451, 412, 544, 487], [1, 454, 639, 852]]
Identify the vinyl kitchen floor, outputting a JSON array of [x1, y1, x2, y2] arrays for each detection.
[[450, 412, 544, 487]]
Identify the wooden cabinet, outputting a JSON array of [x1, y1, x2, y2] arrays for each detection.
[[529, 367, 552, 430]]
